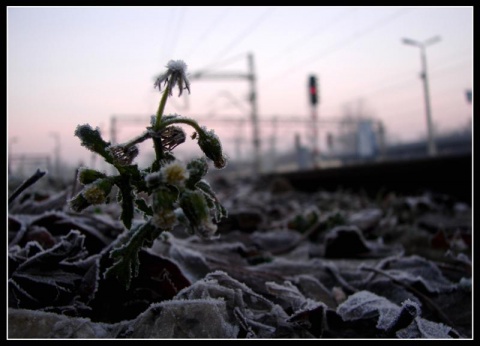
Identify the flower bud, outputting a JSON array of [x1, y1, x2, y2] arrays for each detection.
[[77, 167, 107, 185], [68, 193, 91, 212], [82, 178, 113, 205], [186, 157, 209, 188], [74, 124, 110, 157], [151, 187, 179, 230], [197, 127, 227, 169], [179, 190, 218, 238], [151, 210, 177, 230], [152, 186, 178, 210]]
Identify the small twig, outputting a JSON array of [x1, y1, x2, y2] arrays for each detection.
[[233, 307, 257, 338], [432, 259, 472, 277], [325, 264, 359, 295], [8, 169, 46, 205], [69, 167, 80, 200], [360, 256, 397, 287]]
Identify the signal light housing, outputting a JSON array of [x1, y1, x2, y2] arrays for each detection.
[[309, 75, 318, 105]]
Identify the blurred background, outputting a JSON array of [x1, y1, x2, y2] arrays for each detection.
[[7, 6, 473, 184]]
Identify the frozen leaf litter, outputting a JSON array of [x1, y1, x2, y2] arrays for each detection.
[[8, 174, 472, 338]]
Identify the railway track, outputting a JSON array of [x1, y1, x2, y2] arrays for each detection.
[[262, 153, 472, 204]]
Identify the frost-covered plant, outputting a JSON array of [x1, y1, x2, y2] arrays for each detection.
[[69, 60, 228, 289]]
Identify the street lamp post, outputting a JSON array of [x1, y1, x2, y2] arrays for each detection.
[[402, 36, 441, 157]]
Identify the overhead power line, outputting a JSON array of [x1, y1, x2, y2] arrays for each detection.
[[159, 7, 187, 62], [338, 57, 473, 105], [183, 7, 231, 61], [264, 7, 358, 69], [160, 8, 178, 63], [168, 7, 187, 58], [208, 7, 276, 63], [195, 52, 249, 76], [264, 7, 411, 83]]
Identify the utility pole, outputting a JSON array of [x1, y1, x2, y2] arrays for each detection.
[[8, 137, 18, 176], [402, 36, 441, 157], [308, 75, 319, 167], [110, 116, 117, 145], [49, 132, 61, 177], [248, 53, 261, 175], [190, 53, 261, 175]]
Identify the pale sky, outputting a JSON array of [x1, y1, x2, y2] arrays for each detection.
[[7, 6, 473, 170]]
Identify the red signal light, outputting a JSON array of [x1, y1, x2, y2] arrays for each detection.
[[309, 75, 318, 105]]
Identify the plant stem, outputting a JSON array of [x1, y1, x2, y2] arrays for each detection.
[[158, 117, 203, 134], [152, 107, 205, 171], [151, 90, 171, 169], [154, 90, 169, 131], [125, 131, 151, 148], [152, 137, 165, 171]]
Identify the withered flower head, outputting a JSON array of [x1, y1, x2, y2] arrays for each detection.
[[154, 59, 191, 97]]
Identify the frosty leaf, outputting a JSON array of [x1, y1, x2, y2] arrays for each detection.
[[105, 221, 163, 289], [8, 230, 95, 310], [15, 230, 88, 269], [9, 242, 44, 273], [9, 278, 39, 307], [265, 280, 318, 313], [117, 176, 135, 229], [348, 208, 383, 232], [135, 198, 153, 217], [367, 255, 457, 294], [174, 270, 303, 338], [337, 290, 401, 330], [28, 211, 113, 254], [396, 316, 457, 339], [14, 268, 83, 287], [335, 290, 457, 338], [90, 248, 190, 323], [286, 303, 326, 338]]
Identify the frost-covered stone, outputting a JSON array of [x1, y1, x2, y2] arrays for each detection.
[[127, 299, 237, 338], [8, 308, 114, 338]]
